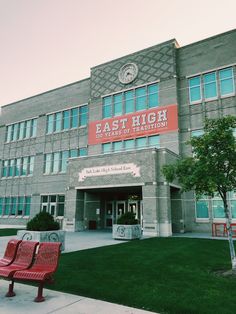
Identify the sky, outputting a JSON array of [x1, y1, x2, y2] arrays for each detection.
[[0, 0, 236, 107]]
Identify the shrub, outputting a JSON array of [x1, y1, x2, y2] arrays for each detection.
[[26, 211, 60, 231], [116, 212, 138, 225]]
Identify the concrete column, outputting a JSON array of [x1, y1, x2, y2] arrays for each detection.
[[142, 185, 159, 237], [158, 183, 172, 237], [64, 188, 77, 231]]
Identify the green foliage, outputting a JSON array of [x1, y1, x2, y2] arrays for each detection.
[[162, 116, 236, 200], [116, 212, 138, 225], [26, 211, 60, 231]]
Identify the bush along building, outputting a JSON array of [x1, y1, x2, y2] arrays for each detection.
[[0, 29, 236, 236]]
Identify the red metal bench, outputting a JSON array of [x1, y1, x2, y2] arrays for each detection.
[[9, 242, 61, 302], [0, 239, 22, 267], [0, 240, 39, 297]]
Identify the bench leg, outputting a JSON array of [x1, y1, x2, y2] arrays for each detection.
[[5, 281, 16, 297], [34, 282, 45, 302]]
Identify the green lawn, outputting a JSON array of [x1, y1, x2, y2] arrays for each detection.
[[0, 228, 21, 237], [51, 237, 236, 314]]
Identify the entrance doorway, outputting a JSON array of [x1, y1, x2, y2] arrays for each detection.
[[105, 201, 114, 228]]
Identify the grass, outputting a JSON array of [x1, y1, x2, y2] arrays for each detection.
[[0, 228, 21, 237], [50, 237, 236, 314]]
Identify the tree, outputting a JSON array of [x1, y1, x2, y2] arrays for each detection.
[[162, 116, 236, 271]]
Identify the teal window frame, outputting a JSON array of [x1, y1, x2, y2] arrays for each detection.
[[203, 72, 217, 99], [189, 76, 202, 103], [219, 67, 235, 96], [47, 114, 54, 134], [103, 96, 112, 119], [4, 197, 10, 216], [79, 105, 88, 126], [136, 87, 146, 111], [102, 143, 112, 154], [148, 84, 159, 108], [24, 196, 31, 216], [71, 108, 79, 128], [0, 198, 2, 215], [62, 110, 70, 130], [17, 196, 24, 216], [114, 93, 123, 116], [61, 151, 69, 173], [79, 147, 87, 157], [113, 141, 123, 152], [148, 135, 160, 148], [124, 139, 135, 150], [124, 90, 134, 114], [196, 199, 209, 219], [212, 199, 225, 218]]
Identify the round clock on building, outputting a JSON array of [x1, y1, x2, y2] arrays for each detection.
[[118, 63, 138, 84]]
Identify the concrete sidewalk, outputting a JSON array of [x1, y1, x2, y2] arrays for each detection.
[[0, 231, 158, 314]]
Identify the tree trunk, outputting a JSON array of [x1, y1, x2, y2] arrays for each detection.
[[224, 199, 236, 271]]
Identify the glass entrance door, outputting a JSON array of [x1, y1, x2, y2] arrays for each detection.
[[116, 201, 126, 220], [105, 201, 114, 228]]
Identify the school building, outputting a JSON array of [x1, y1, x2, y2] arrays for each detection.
[[0, 29, 236, 236]]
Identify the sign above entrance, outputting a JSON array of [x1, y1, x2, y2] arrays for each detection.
[[88, 104, 178, 145], [78, 163, 140, 182]]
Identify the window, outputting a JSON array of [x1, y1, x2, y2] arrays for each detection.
[[55, 112, 62, 132], [103, 96, 112, 118], [61, 151, 69, 173], [52, 152, 60, 173], [31, 119, 37, 137], [189, 76, 201, 103], [6, 118, 37, 142], [189, 67, 235, 104], [191, 130, 204, 138], [47, 115, 54, 134], [79, 147, 88, 157], [148, 84, 159, 108], [44, 154, 52, 174], [124, 139, 135, 150], [203, 72, 217, 99], [136, 87, 146, 111], [25, 196, 31, 216], [62, 110, 70, 130], [0, 198, 2, 215], [149, 135, 160, 148], [102, 82, 159, 118], [113, 141, 123, 152], [114, 93, 123, 116], [219, 68, 235, 96], [102, 143, 111, 154], [124, 90, 134, 114], [17, 197, 24, 216], [19, 121, 25, 140], [136, 137, 146, 148], [79, 106, 88, 126], [40, 194, 65, 217], [102, 135, 160, 153], [44, 149, 84, 174], [71, 108, 78, 128], [47, 105, 88, 133], [2, 160, 9, 177], [212, 199, 225, 218], [196, 199, 209, 218], [0, 196, 31, 217]]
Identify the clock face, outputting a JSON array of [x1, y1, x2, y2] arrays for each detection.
[[118, 63, 138, 84]]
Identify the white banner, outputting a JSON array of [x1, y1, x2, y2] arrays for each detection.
[[78, 163, 140, 182]]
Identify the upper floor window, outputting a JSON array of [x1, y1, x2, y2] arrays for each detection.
[[219, 68, 235, 96], [102, 134, 160, 154], [188, 66, 235, 104], [1, 156, 35, 178], [43, 148, 87, 174], [5, 118, 37, 143], [102, 83, 159, 119], [46, 105, 88, 134]]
